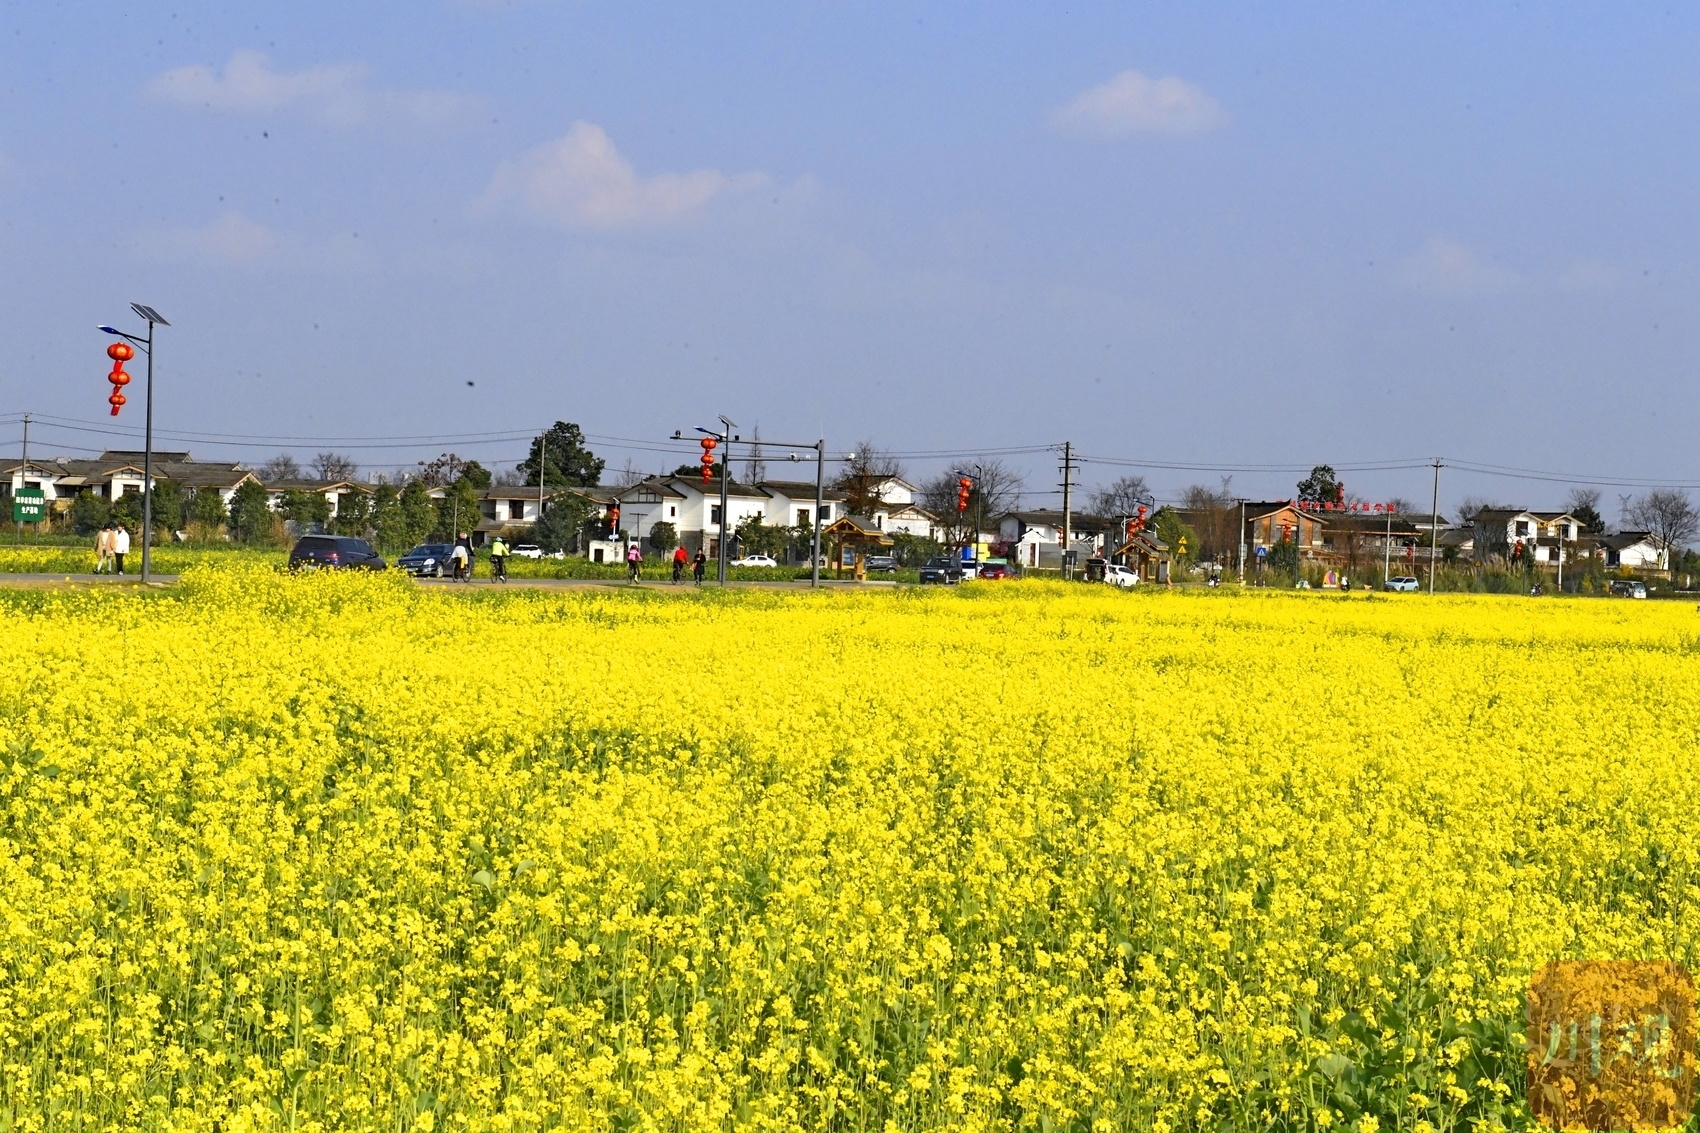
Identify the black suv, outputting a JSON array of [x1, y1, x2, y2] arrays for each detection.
[[918, 557, 966, 584], [288, 535, 386, 571]]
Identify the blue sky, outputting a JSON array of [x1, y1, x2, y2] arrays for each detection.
[[1, 2, 1696, 511]]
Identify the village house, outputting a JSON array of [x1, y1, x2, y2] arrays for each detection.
[[1469, 509, 1583, 565], [3, 450, 259, 520], [613, 476, 840, 559], [1593, 530, 1669, 572], [996, 510, 1114, 569], [265, 479, 374, 520]]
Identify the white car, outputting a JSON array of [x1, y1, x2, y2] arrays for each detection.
[[1105, 564, 1140, 588], [511, 544, 544, 560], [1384, 576, 1420, 592], [731, 554, 778, 568]]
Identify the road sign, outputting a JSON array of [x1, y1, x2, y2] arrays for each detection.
[[12, 488, 45, 525]]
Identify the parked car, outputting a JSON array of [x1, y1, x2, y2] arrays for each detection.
[[1384, 576, 1421, 592], [918, 557, 966, 585], [511, 544, 544, 560], [731, 554, 778, 567], [1104, 564, 1140, 588], [395, 543, 455, 577], [289, 535, 386, 572], [977, 562, 1013, 580], [864, 554, 898, 572], [1610, 580, 1649, 599]]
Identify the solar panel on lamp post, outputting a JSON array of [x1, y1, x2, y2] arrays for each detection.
[[99, 305, 169, 582]]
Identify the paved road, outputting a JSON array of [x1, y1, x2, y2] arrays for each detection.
[[0, 572, 898, 591]]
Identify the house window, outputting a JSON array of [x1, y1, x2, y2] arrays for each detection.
[[510, 500, 525, 520], [637, 490, 661, 504], [797, 508, 810, 525], [711, 505, 723, 525], [1515, 521, 1530, 536], [668, 505, 675, 518]]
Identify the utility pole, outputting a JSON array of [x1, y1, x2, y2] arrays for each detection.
[[1060, 441, 1074, 580], [17, 413, 29, 542], [1237, 498, 1247, 583], [717, 416, 735, 585], [1383, 504, 1392, 582], [536, 431, 548, 538], [812, 439, 824, 588], [1428, 459, 1441, 595]]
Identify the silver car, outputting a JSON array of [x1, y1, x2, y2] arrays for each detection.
[[1384, 576, 1420, 592]]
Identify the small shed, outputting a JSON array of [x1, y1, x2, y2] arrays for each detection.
[[822, 515, 894, 580], [1112, 530, 1171, 582]]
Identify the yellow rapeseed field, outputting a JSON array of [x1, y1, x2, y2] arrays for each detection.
[[1, 567, 1697, 1131]]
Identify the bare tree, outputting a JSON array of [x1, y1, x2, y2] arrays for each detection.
[[1623, 488, 1697, 564], [1565, 487, 1606, 534], [920, 458, 1025, 540], [1455, 496, 1512, 524], [610, 458, 646, 491], [746, 423, 767, 484], [1180, 480, 1238, 561], [311, 452, 361, 481], [259, 453, 302, 482], [835, 440, 905, 517], [1087, 474, 1154, 518]]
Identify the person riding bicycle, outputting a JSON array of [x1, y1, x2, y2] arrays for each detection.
[[626, 541, 643, 583], [488, 535, 509, 582], [672, 544, 687, 584]]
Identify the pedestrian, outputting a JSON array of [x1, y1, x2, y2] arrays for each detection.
[[626, 540, 643, 583], [453, 531, 474, 582], [692, 548, 707, 585], [112, 524, 130, 575], [671, 544, 687, 584], [94, 523, 113, 574], [488, 534, 509, 582]]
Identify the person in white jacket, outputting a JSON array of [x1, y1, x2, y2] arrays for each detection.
[[112, 525, 131, 575]]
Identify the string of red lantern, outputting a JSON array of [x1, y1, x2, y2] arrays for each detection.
[[106, 342, 133, 416]]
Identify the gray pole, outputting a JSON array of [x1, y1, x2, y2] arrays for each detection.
[[1383, 505, 1392, 582], [717, 433, 730, 585], [537, 431, 547, 535], [1428, 459, 1441, 595], [18, 413, 29, 541], [141, 320, 155, 583], [812, 438, 823, 588], [1237, 498, 1246, 582], [1060, 441, 1073, 580]]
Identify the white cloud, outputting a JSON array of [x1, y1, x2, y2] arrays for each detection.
[[477, 122, 768, 230], [147, 50, 479, 126], [1051, 70, 1227, 138], [1396, 237, 1520, 296], [136, 211, 280, 265]]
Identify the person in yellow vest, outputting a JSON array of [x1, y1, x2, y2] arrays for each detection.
[[488, 535, 509, 582]]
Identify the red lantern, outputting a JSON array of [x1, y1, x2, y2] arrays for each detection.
[[699, 437, 717, 484], [105, 341, 134, 416]]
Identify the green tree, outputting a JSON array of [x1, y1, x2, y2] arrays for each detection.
[[521, 422, 605, 487], [149, 479, 184, 532], [648, 520, 678, 554], [280, 489, 331, 530], [458, 461, 492, 490], [433, 478, 481, 541], [110, 488, 143, 530], [332, 491, 373, 536], [228, 480, 275, 543], [368, 484, 401, 549], [733, 514, 785, 559], [188, 486, 228, 529], [397, 480, 435, 548], [533, 493, 592, 553], [68, 490, 110, 535], [1152, 506, 1199, 564], [1297, 465, 1342, 505]]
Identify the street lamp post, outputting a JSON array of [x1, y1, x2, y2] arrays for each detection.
[[99, 304, 169, 583]]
